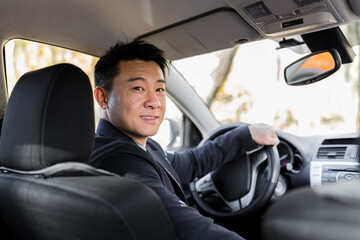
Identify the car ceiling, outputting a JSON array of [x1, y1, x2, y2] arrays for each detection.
[[0, 0, 230, 57], [0, 0, 359, 60], [0, 0, 359, 123]]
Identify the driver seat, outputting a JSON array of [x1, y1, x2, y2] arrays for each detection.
[[0, 63, 176, 240]]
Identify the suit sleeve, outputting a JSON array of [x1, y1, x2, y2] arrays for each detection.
[[99, 151, 245, 240], [169, 125, 258, 184]]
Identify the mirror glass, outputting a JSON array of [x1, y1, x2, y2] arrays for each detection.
[[284, 49, 341, 86]]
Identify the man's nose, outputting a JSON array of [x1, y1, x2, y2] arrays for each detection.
[[144, 91, 161, 109]]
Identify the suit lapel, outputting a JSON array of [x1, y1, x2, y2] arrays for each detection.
[[147, 147, 187, 203], [97, 119, 187, 202], [147, 147, 181, 184]]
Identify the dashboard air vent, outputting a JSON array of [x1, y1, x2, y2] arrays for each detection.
[[317, 147, 347, 159]]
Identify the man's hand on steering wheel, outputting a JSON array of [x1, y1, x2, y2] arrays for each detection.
[[249, 123, 280, 146]]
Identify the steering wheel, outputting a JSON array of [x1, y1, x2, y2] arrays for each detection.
[[189, 123, 280, 218]]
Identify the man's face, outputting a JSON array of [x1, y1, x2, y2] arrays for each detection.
[[106, 60, 166, 145]]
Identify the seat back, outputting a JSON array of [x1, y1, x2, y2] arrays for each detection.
[[0, 64, 176, 240]]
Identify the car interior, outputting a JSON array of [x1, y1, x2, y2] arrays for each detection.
[[0, 0, 360, 239]]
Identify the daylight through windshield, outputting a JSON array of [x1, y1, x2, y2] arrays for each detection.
[[173, 24, 360, 136]]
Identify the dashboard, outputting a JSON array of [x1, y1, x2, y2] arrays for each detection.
[[274, 131, 359, 197]]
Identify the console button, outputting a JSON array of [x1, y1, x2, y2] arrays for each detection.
[[345, 174, 355, 181]]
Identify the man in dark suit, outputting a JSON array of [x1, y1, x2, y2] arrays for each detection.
[[90, 40, 279, 240]]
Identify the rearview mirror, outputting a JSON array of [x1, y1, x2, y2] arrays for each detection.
[[284, 49, 341, 86]]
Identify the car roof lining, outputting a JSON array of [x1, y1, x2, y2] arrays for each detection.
[[138, 8, 262, 60], [0, 0, 230, 58], [0, 0, 358, 59]]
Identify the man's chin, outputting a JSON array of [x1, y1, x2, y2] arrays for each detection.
[[144, 131, 160, 137], [138, 127, 160, 137]]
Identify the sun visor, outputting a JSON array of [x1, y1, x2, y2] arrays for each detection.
[[138, 9, 261, 60]]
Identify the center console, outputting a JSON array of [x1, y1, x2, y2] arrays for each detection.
[[310, 138, 359, 187]]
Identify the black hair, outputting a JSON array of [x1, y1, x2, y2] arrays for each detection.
[[94, 40, 168, 90]]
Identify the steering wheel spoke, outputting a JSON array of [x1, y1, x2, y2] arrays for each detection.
[[249, 146, 268, 166], [195, 173, 242, 211], [240, 148, 268, 208], [224, 199, 241, 212], [194, 173, 216, 194]]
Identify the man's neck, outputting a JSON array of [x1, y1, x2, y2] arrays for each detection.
[[120, 130, 147, 148], [131, 137, 147, 149]]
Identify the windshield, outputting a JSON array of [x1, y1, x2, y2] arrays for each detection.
[[172, 23, 360, 136]]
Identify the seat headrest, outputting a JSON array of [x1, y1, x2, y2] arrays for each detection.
[[0, 63, 94, 171]]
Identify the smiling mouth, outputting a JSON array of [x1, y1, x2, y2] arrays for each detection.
[[141, 116, 158, 120]]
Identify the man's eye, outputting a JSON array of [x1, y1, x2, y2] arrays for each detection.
[[134, 87, 143, 91], [156, 88, 165, 92]]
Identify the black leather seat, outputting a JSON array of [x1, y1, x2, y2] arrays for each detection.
[[262, 179, 360, 240], [0, 63, 176, 240]]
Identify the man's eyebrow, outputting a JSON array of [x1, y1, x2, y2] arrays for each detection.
[[128, 77, 145, 82], [128, 77, 166, 84]]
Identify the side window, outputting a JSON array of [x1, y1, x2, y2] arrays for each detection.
[[4, 39, 101, 123]]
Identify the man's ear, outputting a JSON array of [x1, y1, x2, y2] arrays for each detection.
[[94, 86, 108, 110]]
